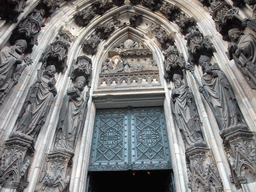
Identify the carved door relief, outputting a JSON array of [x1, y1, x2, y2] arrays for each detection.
[[89, 107, 172, 171]]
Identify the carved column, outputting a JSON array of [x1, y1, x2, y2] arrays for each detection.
[[36, 56, 92, 192]]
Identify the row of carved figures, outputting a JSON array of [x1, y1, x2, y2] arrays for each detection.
[[0, 22, 92, 191]]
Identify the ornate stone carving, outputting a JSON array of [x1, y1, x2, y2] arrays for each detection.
[[54, 56, 91, 151], [36, 150, 73, 192], [82, 33, 101, 55], [129, 13, 143, 28], [186, 148, 223, 191], [74, 6, 95, 27], [171, 73, 206, 149], [10, 9, 45, 53], [0, 0, 27, 23], [36, 0, 71, 18], [95, 21, 115, 40], [185, 27, 215, 63], [15, 65, 57, 141], [198, 55, 248, 132], [227, 28, 256, 89], [70, 56, 92, 83], [159, 2, 181, 21], [113, 0, 125, 6], [0, 39, 33, 105], [142, 0, 163, 11], [41, 31, 73, 73], [0, 132, 34, 191], [130, 0, 142, 5], [36, 57, 91, 191], [175, 12, 196, 35], [150, 26, 175, 49], [222, 129, 256, 187], [209, 0, 244, 40], [99, 39, 160, 88], [91, 0, 113, 15], [163, 45, 185, 81]]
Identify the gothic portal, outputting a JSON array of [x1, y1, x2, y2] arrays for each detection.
[[0, 0, 256, 192]]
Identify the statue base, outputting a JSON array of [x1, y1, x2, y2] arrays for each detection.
[[0, 132, 35, 191], [186, 146, 223, 191], [220, 124, 256, 187], [36, 149, 74, 192]]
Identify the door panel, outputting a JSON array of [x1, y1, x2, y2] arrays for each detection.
[[89, 107, 171, 171]]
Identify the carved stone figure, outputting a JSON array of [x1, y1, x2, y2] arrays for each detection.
[[10, 9, 45, 53], [0, 0, 27, 23], [129, 13, 143, 28], [142, 0, 163, 11], [15, 65, 57, 140], [112, 0, 124, 6], [82, 33, 101, 55], [199, 55, 246, 131], [171, 74, 205, 149], [38, 0, 70, 17], [54, 76, 88, 151], [227, 28, 256, 89], [74, 6, 95, 27], [95, 21, 115, 40], [151, 26, 175, 49], [0, 39, 32, 104], [159, 2, 180, 21], [91, 0, 113, 15], [175, 12, 196, 35]]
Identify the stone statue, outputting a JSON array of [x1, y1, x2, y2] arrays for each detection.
[[0, 39, 32, 104], [199, 55, 245, 131], [171, 74, 205, 148], [227, 28, 256, 89], [54, 76, 88, 151], [15, 65, 57, 140]]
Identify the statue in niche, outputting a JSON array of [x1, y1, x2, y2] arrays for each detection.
[[54, 76, 88, 151], [227, 28, 256, 89], [171, 73, 205, 148], [199, 55, 246, 131], [0, 39, 32, 104], [15, 65, 57, 140]]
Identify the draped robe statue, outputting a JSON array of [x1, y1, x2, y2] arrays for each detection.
[[15, 65, 57, 140], [171, 74, 205, 148], [199, 55, 245, 131], [0, 39, 32, 104], [54, 76, 88, 151], [228, 28, 256, 89]]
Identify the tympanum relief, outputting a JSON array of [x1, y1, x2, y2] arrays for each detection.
[[99, 39, 160, 88]]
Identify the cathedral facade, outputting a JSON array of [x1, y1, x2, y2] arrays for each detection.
[[0, 0, 256, 191]]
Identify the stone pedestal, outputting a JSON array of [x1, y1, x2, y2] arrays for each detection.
[[0, 133, 34, 191], [36, 149, 74, 192], [221, 124, 256, 187], [186, 146, 223, 192]]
